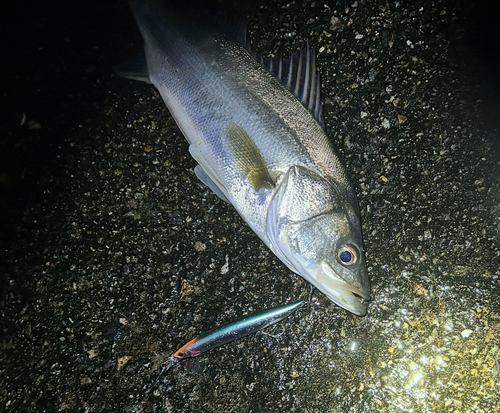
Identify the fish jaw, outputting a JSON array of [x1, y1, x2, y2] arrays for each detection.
[[276, 244, 370, 316], [315, 261, 369, 316], [267, 224, 370, 316], [266, 165, 370, 316]]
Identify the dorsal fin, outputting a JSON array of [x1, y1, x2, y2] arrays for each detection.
[[259, 44, 324, 129], [222, 19, 251, 52], [209, 13, 324, 127]]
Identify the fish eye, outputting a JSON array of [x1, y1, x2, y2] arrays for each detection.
[[338, 245, 357, 266]]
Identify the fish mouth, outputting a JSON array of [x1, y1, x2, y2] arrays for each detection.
[[313, 261, 370, 316]]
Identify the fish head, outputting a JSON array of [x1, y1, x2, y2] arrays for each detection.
[[267, 165, 370, 316]]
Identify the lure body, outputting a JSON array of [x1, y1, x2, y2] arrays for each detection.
[[168, 301, 304, 366], [143, 301, 304, 402]]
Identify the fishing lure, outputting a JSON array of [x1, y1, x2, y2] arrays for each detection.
[[134, 301, 305, 409], [161, 301, 304, 371]]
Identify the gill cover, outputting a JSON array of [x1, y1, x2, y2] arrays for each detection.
[[266, 166, 370, 315]]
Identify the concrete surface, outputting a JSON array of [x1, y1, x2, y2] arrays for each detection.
[[1, 0, 499, 412]]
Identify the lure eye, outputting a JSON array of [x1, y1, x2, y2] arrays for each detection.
[[174, 349, 189, 359], [338, 245, 357, 266], [175, 349, 195, 359]]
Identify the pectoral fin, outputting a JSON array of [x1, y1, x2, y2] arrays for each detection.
[[223, 124, 274, 192]]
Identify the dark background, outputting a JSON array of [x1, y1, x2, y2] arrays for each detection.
[[0, 1, 132, 249]]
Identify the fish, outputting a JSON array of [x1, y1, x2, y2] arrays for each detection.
[[118, 0, 370, 315], [160, 300, 304, 371]]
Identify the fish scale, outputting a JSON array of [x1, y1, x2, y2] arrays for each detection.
[[120, 0, 370, 315]]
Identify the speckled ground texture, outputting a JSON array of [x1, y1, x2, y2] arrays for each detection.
[[1, 0, 499, 412]]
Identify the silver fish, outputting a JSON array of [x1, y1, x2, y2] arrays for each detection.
[[119, 0, 370, 315]]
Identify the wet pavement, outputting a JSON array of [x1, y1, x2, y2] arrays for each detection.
[[1, 0, 499, 412]]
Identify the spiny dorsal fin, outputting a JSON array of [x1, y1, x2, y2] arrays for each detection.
[[222, 19, 251, 52], [214, 15, 324, 127], [258, 44, 324, 129]]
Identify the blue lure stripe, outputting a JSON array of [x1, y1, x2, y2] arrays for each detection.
[[143, 300, 304, 405], [173, 301, 304, 360]]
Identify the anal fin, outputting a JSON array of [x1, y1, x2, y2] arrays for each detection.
[[194, 165, 230, 203]]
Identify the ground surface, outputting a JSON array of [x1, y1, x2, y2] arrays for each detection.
[[1, 1, 499, 412]]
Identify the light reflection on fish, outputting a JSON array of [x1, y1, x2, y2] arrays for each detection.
[[119, 0, 370, 315]]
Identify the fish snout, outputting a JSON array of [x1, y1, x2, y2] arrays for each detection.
[[314, 261, 370, 316]]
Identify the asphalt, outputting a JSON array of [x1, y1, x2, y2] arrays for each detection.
[[1, 1, 499, 412]]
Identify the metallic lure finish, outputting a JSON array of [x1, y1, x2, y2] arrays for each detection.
[[173, 301, 304, 360], [156, 301, 304, 372], [138, 301, 304, 404], [121, 0, 370, 315]]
